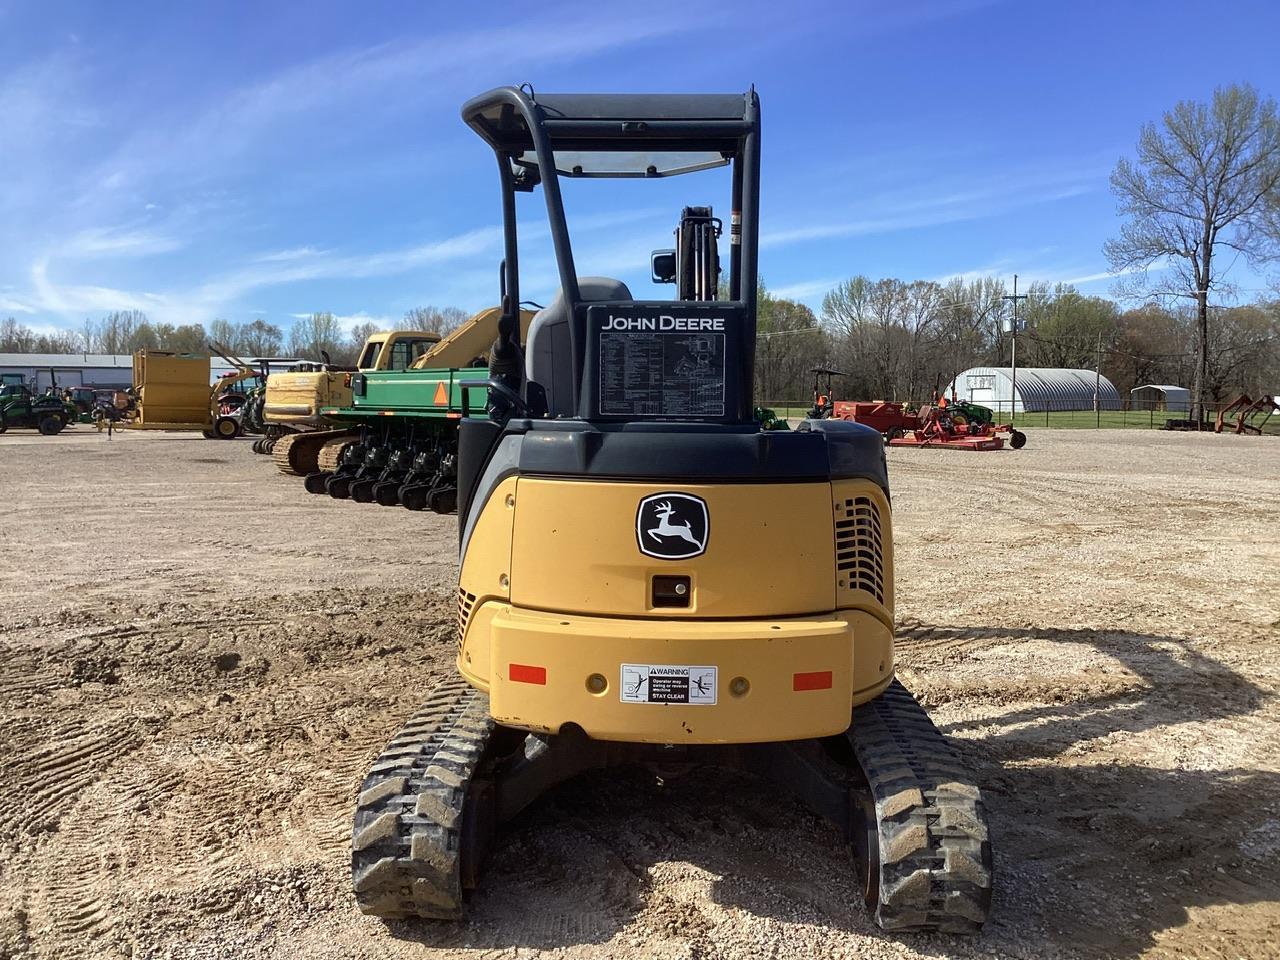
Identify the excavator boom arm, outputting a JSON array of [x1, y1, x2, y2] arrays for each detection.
[[411, 307, 535, 371]]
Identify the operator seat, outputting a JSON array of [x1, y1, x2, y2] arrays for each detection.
[[526, 277, 632, 417]]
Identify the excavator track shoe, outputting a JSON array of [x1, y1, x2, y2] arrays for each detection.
[[351, 678, 494, 919], [317, 436, 356, 472], [849, 679, 993, 933], [273, 429, 352, 476]]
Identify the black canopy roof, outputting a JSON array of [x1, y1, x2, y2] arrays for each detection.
[[462, 89, 755, 176]]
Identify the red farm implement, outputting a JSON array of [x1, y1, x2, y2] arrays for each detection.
[[1214, 394, 1278, 435], [829, 399, 1027, 451]]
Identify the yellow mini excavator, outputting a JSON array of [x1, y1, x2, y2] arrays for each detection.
[[351, 87, 992, 933]]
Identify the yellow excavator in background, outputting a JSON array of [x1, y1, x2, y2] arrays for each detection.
[[266, 330, 439, 474], [268, 308, 532, 476]]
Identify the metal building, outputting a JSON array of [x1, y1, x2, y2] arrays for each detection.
[[0, 353, 133, 391], [944, 366, 1121, 414], [1130, 384, 1190, 412]]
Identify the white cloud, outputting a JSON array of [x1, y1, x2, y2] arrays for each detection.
[[1063, 260, 1169, 286], [770, 278, 841, 300], [194, 226, 503, 307], [1, 10, 711, 333], [70, 14, 708, 206], [65, 225, 184, 259], [255, 246, 325, 263], [332, 311, 397, 333], [762, 167, 1099, 250], [0, 296, 37, 314]]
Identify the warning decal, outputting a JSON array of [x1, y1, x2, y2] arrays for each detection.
[[620, 664, 717, 705], [599, 331, 726, 417]]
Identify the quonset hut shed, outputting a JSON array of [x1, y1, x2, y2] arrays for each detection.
[[1130, 384, 1190, 412], [944, 367, 1121, 414]]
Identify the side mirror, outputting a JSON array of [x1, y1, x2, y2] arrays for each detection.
[[651, 249, 677, 284]]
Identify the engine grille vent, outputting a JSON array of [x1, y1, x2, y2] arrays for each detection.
[[457, 588, 477, 646], [835, 496, 884, 605]]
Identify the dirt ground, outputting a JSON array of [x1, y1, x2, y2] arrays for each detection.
[[0, 426, 1277, 960]]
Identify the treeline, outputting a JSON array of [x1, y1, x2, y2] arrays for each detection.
[[0, 305, 470, 365], [7, 288, 1277, 403], [752, 277, 1280, 404]]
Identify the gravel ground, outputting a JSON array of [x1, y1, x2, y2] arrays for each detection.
[[0, 426, 1277, 960]]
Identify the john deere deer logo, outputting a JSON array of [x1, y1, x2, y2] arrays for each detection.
[[636, 493, 709, 560]]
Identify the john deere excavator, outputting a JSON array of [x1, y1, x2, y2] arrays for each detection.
[[351, 88, 992, 934]]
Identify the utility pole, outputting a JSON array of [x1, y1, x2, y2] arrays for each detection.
[[1095, 330, 1102, 428], [1001, 274, 1027, 423]]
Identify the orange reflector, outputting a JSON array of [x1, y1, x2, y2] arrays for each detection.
[[509, 663, 547, 685], [793, 670, 832, 691], [446, 411, 461, 419], [433, 382, 448, 405]]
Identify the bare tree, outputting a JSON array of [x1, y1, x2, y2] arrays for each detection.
[[348, 321, 382, 353], [1203, 303, 1279, 400], [901, 281, 943, 399], [289, 312, 344, 361], [97, 310, 147, 354], [1105, 83, 1280, 419], [403, 305, 469, 334], [755, 289, 825, 401], [208, 319, 241, 354], [241, 319, 284, 356], [2, 319, 94, 354], [1, 317, 34, 352]]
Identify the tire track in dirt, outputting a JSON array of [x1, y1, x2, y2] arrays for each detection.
[[1, 583, 460, 960], [2, 430, 1279, 960]]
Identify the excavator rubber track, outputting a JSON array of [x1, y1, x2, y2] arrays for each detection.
[[317, 435, 357, 473], [848, 679, 993, 933], [272, 428, 353, 476], [351, 677, 990, 932], [351, 678, 493, 919]]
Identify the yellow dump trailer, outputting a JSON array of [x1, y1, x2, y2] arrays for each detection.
[[131, 351, 211, 428]]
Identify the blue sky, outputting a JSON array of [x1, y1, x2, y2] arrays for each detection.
[[2, 0, 1278, 339]]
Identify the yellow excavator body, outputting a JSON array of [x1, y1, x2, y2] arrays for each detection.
[[351, 86, 991, 936], [263, 331, 441, 429], [457, 476, 893, 743]]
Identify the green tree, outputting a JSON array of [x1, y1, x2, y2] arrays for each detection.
[[1022, 283, 1119, 369], [163, 324, 209, 353]]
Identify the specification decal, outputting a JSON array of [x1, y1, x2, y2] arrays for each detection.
[[599, 330, 726, 417], [620, 664, 718, 705]]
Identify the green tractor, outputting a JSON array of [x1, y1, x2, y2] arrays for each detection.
[[948, 399, 996, 425], [0, 382, 73, 435]]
